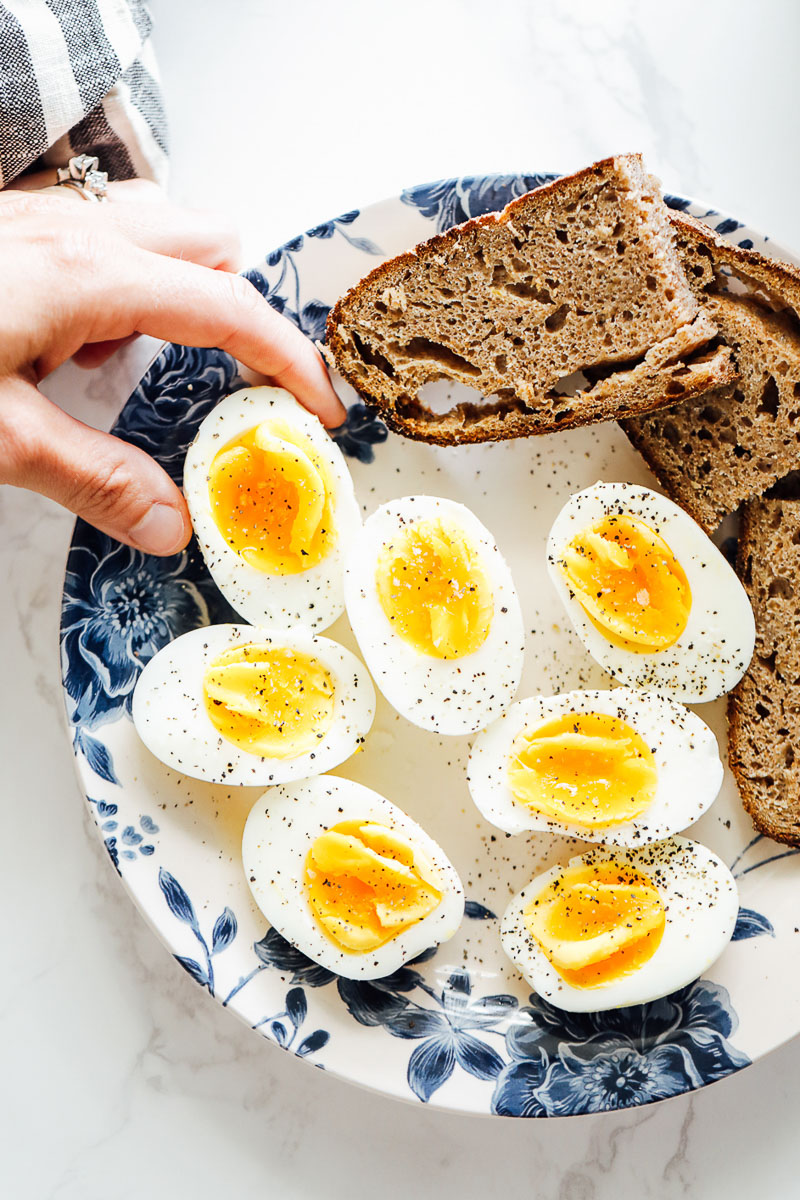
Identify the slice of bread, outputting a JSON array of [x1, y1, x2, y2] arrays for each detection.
[[326, 155, 735, 445], [623, 214, 800, 533], [728, 491, 800, 847]]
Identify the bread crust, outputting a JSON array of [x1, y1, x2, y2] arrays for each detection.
[[728, 495, 800, 847], [622, 215, 800, 532], [326, 156, 726, 444]]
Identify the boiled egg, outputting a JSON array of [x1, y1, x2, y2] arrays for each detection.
[[501, 837, 738, 1012], [546, 482, 755, 702], [344, 496, 525, 735], [467, 687, 722, 846], [242, 776, 465, 979], [184, 387, 361, 630], [132, 624, 375, 785]]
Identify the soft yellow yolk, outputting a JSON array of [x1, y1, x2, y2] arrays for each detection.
[[558, 513, 691, 653], [508, 711, 657, 829], [525, 860, 665, 988], [203, 643, 335, 757], [305, 820, 443, 953], [375, 519, 493, 659], [208, 419, 335, 574]]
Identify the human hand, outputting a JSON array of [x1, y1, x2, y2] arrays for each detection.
[[0, 181, 345, 555]]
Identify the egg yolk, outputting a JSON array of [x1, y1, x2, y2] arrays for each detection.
[[558, 513, 691, 653], [508, 711, 657, 829], [208, 419, 335, 574], [525, 860, 665, 988], [305, 820, 443, 953], [375, 519, 493, 659], [203, 643, 335, 757]]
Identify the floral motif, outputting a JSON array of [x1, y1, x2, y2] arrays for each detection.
[[254, 985, 330, 1061], [159, 868, 237, 995], [87, 797, 158, 871], [114, 343, 242, 484], [492, 980, 751, 1117], [402, 173, 557, 234], [330, 402, 388, 464]]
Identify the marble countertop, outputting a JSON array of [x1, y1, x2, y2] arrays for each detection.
[[4, 1, 800, 1196]]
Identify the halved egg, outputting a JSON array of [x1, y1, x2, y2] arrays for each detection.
[[132, 624, 375, 785], [500, 837, 738, 1012], [242, 776, 465, 979], [546, 482, 755, 702], [184, 387, 361, 630], [467, 687, 723, 845], [344, 496, 525, 735]]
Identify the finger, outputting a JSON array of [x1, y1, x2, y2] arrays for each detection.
[[124, 255, 346, 426], [72, 335, 139, 369], [0, 375, 191, 555], [43, 248, 346, 427]]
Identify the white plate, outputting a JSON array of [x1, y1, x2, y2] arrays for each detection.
[[60, 175, 800, 1116]]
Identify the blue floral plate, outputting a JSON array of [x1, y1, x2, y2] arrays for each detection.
[[61, 176, 800, 1116]]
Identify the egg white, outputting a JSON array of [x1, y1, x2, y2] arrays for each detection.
[[344, 496, 525, 735], [546, 482, 755, 703], [184, 387, 361, 631], [242, 776, 465, 979], [467, 687, 723, 846], [132, 624, 375, 785], [500, 837, 739, 1012]]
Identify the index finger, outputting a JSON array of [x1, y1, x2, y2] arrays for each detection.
[[129, 251, 346, 427]]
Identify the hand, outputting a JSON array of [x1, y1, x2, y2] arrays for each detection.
[[0, 181, 345, 554]]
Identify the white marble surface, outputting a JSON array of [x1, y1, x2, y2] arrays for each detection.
[[4, 0, 800, 1195]]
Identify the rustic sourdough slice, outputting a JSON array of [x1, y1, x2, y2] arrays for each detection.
[[622, 213, 800, 533], [728, 492, 800, 847], [326, 155, 735, 445]]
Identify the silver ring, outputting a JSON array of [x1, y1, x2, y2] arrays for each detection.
[[55, 154, 109, 203]]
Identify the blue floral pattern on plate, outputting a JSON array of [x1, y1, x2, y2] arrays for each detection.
[[61, 173, 798, 1115]]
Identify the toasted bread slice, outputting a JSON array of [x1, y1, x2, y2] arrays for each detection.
[[326, 155, 734, 445], [728, 491, 800, 847], [623, 214, 800, 533]]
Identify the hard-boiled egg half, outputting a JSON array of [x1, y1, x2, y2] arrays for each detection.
[[344, 496, 525, 735], [242, 776, 465, 979], [501, 837, 738, 1012], [467, 687, 722, 846], [184, 387, 361, 630], [132, 624, 375, 785], [546, 482, 755, 702]]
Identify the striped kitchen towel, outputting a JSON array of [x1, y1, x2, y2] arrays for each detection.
[[0, 0, 167, 188]]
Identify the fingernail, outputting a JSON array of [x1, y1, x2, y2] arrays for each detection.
[[129, 504, 187, 555]]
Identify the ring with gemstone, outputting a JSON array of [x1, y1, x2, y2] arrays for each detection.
[[55, 154, 109, 203]]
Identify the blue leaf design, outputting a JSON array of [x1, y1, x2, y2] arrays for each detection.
[[738, 238, 754, 250], [715, 217, 742, 236], [140, 844, 155, 856], [252, 928, 335, 987], [347, 235, 383, 255], [454, 1032, 505, 1081], [122, 850, 136, 861], [336, 209, 359, 225], [447, 969, 471, 997], [385, 1008, 446, 1040], [732, 906, 775, 941], [121, 825, 142, 846], [159, 868, 199, 929], [139, 815, 159, 834], [464, 900, 497, 920], [270, 1020, 288, 1047], [664, 194, 692, 212], [297, 1029, 330, 1056], [211, 907, 237, 953], [80, 731, 119, 785], [175, 955, 208, 987], [408, 1038, 456, 1102], [337, 978, 411, 1026], [286, 987, 308, 1028], [101, 820, 117, 832], [95, 799, 117, 817]]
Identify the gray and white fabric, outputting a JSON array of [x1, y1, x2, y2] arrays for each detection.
[[0, 0, 167, 188]]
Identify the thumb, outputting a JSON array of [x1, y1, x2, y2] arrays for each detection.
[[0, 376, 191, 555]]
